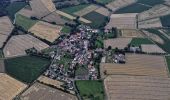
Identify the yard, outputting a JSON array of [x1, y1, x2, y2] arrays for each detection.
[[15, 14, 38, 31], [5, 56, 50, 83], [6, 1, 27, 20], [76, 80, 104, 100], [83, 11, 107, 28], [130, 38, 153, 46], [165, 56, 170, 73]]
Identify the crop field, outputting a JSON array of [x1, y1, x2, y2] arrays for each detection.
[[163, 29, 170, 36], [61, 4, 90, 15], [101, 54, 168, 78], [61, 26, 71, 33], [95, 0, 113, 4], [15, 14, 38, 31], [115, 3, 150, 13], [95, 7, 111, 16], [0, 59, 4, 73], [5, 56, 50, 83], [20, 82, 77, 100], [137, 0, 165, 6], [120, 30, 144, 38], [0, 73, 27, 100], [160, 14, 170, 27], [83, 11, 107, 28], [138, 18, 162, 29], [146, 29, 170, 53], [76, 80, 104, 100], [165, 56, 170, 73], [0, 50, 3, 58], [141, 44, 165, 54], [6, 1, 27, 20], [130, 38, 153, 46], [104, 75, 170, 100], [29, 21, 62, 42]]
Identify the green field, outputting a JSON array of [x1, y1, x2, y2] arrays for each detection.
[[5, 56, 50, 83], [0, 50, 4, 58], [146, 29, 170, 53], [76, 80, 104, 100], [115, 3, 150, 13], [137, 0, 165, 6], [165, 56, 170, 73], [6, 2, 27, 20], [15, 14, 38, 31], [130, 38, 153, 46], [95, 0, 113, 4], [61, 4, 90, 15], [160, 15, 170, 27], [83, 11, 107, 28], [61, 26, 71, 33]]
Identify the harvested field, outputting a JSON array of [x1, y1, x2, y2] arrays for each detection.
[[20, 82, 78, 100], [104, 38, 132, 49], [138, 18, 162, 29], [0, 16, 14, 48], [29, 21, 62, 42], [0, 59, 5, 73], [138, 4, 170, 21], [3, 34, 49, 58], [120, 30, 144, 38], [30, 0, 56, 19], [17, 6, 33, 18], [106, 0, 137, 12], [104, 75, 170, 100], [100, 54, 168, 78], [5, 56, 50, 83], [141, 44, 166, 53], [74, 5, 100, 16], [0, 73, 27, 100], [95, 7, 111, 16], [105, 13, 137, 29]]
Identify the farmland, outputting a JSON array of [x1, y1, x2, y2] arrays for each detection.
[[165, 56, 170, 73], [0, 73, 27, 100], [15, 14, 38, 31], [76, 80, 104, 100], [5, 56, 50, 83], [83, 11, 107, 28], [0, 50, 3, 58], [120, 30, 144, 38], [95, 0, 113, 4], [61, 26, 71, 33], [137, 0, 165, 6], [6, 1, 27, 20], [104, 75, 170, 100], [130, 38, 153, 46], [160, 14, 170, 27]]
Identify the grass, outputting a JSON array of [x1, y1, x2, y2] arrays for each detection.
[[130, 38, 153, 46], [15, 14, 38, 31], [165, 56, 170, 74], [146, 29, 170, 53], [95, 0, 113, 4], [61, 4, 90, 15], [5, 56, 50, 83], [95, 37, 104, 48], [83, 11, 107, 28], [160, 14, 170, 27], [137, 0, 165, 6], [61, 26, 71, 33], [6, 1, 27, 20], [115, 3, 150, 13], [75, 66, 88, 76], [76, 80, 104, 100]]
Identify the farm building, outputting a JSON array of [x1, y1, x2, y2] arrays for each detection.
[[104, 38, 132, 49], [105, 13, 138, 29], [141, 44, 166, 54], [100, 54, 168, 78], [0, 73, 27, 100], [19, 82, 78, 100], [29, 21, 63, 42], [0, 16, 14, 48], [104, 75, 170, 100], [3, 34, 49, 58], [29, 0, 56, 19]]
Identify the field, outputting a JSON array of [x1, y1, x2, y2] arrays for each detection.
[[76, 80, 104, 100], [165, 56, 170, 73], [61, 26, 71, 33], [6, 1, 27, 20], [104, 75, 170, 100], [83, 11, 107, 28], [101, 54, 168, 78], [141, 44, 165, 54], [160, 14, 170, 27], [95, 0, 113, 4], [0, 59, 4, 73], [61, 4, 90, 15], [146, 29, 170, 53], [130, 38, 153, 46], [163, 29, 170, 36], [15, 14, 38, 31], [20, 82, 77, 100], [0, 73, 27, 100], [28, 21, 62, 42], [0, 50, 4, 58], [120, 30, 144, 38], [137, 0, 165, 6], [3, 34, 49, 58], [5, 56, 50, 83], [115, 3, 150, 13]]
